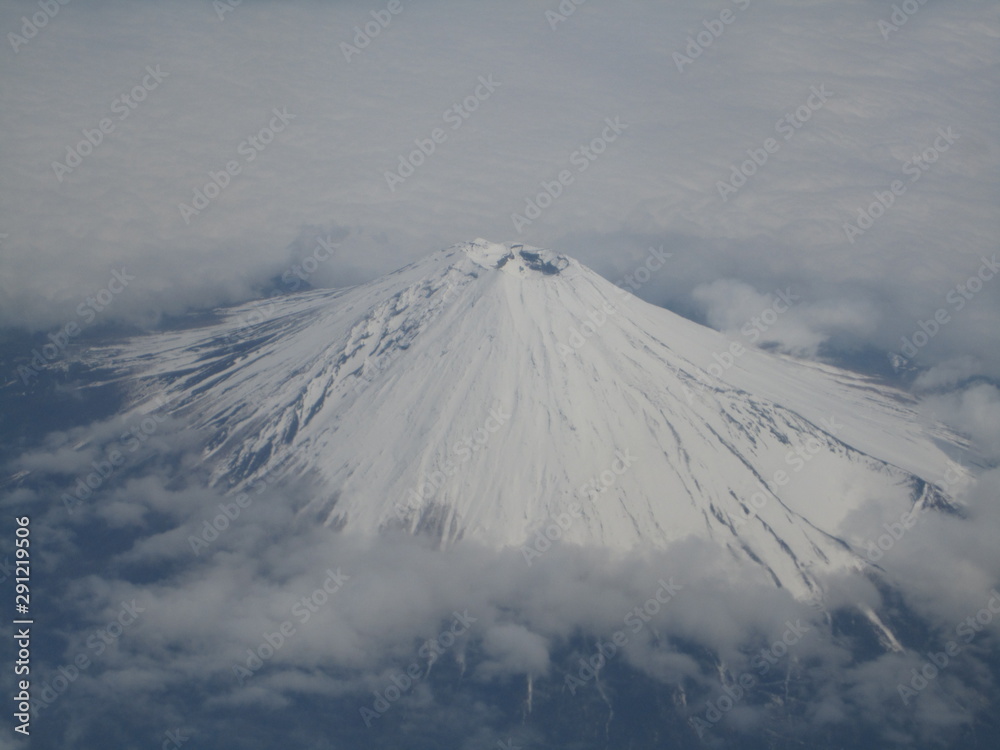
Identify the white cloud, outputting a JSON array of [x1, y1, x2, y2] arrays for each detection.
[[0, 0, 995, 381], [7, 403, 998, 746], [913, 356, 988, 392], [920, 382, 1000, 461], [689, 277, 879, 357]]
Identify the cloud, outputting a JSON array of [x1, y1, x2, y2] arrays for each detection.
[[0, 0, 995, 383], [9, 401, 997, 747], [920, 382, 1000, 461], [477, 623, 551, 679], [913, 356, 989, 392], [689, 277, 877, 357]]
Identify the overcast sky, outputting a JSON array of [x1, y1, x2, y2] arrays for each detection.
[[2, 1, 999, 748], [1, 0, 997, 377]]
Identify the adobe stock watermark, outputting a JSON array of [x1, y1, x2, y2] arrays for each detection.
[[384, 74, 501, 192], [861, 460, 971, 564], [578, 449, 638, 501], [520, 502, 585, 566], [31, 599, 145, 716], [219, 234, 340, 347], [780, 418, 842, 474], [158, 729, 191, 750], [282, 235, 339, 291], [178, 107, 296, 224], [393, 405, 511, 522], [897, 588, 1000, 705], [564, 577, 683, 694], [353, 279, 459, 396], [360, 610, 477, 726], [879, 0, 933, 41], [549, 243, 674, 359], [691, 618, 812, 734], [213, 0, 243, 21], [52, 65, 168, 182], [936, 459, 971, 496], [862, 464, 968, 565], [61, 392, 177, 514], [510, 116, 628, 233], [673, 0, 752, 72], [612, 245, 673, 297], [340, 0, 404, 62], [545, 0, 589, 30], [521, 449, 638, 566], [17, 268, 135, 384], [843, 127, 958, 243], [861, 507, 924, 564], [232, 568, 350, 684], [716, 85, 832, 202], [738, 287, 800, 345], [896, 254, 998, 362], [7, 0, 72, 54], [730, 416, 843, 529], [556, 299, 618, 359], [683, 287, 800, 402], [188, 468, 288, 554]]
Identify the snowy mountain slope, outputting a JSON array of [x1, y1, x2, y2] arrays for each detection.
[[89, 240, 968, 597]]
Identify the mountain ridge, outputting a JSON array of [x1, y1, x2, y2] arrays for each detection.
[[88, 239, 969, 598]]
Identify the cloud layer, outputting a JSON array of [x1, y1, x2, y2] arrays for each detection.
[[1, 0, 997, 377], [3, 366, 998, 748]]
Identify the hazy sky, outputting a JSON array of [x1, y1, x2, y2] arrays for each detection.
[[1, 0, 997, 378]]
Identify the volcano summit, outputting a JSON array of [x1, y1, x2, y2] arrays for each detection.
[[94, 239, 966, 599]]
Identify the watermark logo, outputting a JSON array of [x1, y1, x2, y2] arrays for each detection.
[[546, 0, 589, 30], [511, 117, 627, 233], [384, 75, 500, 192], [360, 609, 477, 725], [896, 254, 997, 361], [340, 0, 404, 62], [7, 0, 73, 54], [17, 268, 135, 384], [673, 0, 751, 72], [232, 568, 350, 684], [717, 86, 831, 202], [564, 578, 683, 694], [178, 107, 295, 224], [52, 65, 168, 182], [844, 127, 958, 244], [879, 0, 933, 41]]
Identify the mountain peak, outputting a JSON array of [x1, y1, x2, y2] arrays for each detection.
[[96, 240, 966, 598], [459, 239, 573, 276]]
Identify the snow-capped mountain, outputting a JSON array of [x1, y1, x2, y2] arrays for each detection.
[[93, 240, 968, 598]]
